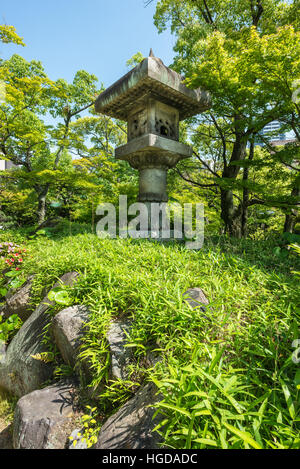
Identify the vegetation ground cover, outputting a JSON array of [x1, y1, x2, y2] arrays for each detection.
[[0, 224, 299, 449]]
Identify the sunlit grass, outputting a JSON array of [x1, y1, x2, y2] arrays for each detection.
[[0, 226, 299, 448], [0, 389, 17, 424]]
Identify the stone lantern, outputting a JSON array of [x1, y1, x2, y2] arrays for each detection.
[[95, 50, 210, 237]]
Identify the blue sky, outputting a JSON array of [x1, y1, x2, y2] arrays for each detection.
[[0, 0, 175, 88]]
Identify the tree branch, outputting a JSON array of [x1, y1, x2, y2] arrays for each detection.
[[250, 0, 264, 27], [193, 150, 220, 178], [175, 167, 218, 189]]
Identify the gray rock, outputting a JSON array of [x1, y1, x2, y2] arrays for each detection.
[[106, 320, 132, 381], [51, 305, 90, 368], [0, 300, 55, 398], [13, 379, 80, 449], [93, 383, 163, 449], [1, 275, 35, 321], [0, 272, 79, 397], [146, 348, 162, 368], [68, 428, 88, 449], [183, 287, 209, 312]]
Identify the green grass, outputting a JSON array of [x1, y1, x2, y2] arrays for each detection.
[[0, 225, 299, 449], [0, 389, 17, 425]]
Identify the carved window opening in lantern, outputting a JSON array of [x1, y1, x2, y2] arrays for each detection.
[[127, 99, 179, 142], [129, 109, 148, 140]]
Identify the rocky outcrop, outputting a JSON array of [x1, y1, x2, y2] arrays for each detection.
[[0, 272, 79, 397], [0, 298, 55, 398], [13, 379, 80, 449], [106, 320, 133, 381], [68, 428, 88, 449], [93, 383, 163, 449], [1, 275, 35, 321], [183, 287, 209, 311], [1, 270, 174, 450], [51, 305, 90, 368]]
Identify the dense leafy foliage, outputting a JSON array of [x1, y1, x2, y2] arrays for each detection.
[[154, 0, 300, 236]]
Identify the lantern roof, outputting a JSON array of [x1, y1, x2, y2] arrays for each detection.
[[95, 52, 210, 121]]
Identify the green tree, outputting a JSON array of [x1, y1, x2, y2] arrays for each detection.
[[153, 0, 299, 236], [126, 52, 145, 69], [0, 51, 99, 223], [0, 25, 25, 46], [69, 110, 138, 207]]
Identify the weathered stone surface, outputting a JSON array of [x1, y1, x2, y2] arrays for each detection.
[[0, 272, 79, 397], [95, 56, 210, 121], [107, 320, 132, 381], [93, 383, 163, 449], [115, 134, 192, 169], [13, 379, 80, 449], [0, 303, 55, 398], [1, 275, 35, 321], [183, 287, 209, 312], [68, 428, 88, 449], [51, 305, 90, 368]]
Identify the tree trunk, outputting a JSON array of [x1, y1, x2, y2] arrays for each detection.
[[284, 213, 296, 233], [283, 187, 300, 233], [220, 129, 247, 237], [221, 188, 234, 235], [241, 140, 255, 238], [241, 195, 248, 238], [36, 185, 49, 225]]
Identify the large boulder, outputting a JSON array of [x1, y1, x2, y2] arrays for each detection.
[[51, 305, 91, 379], [0, 272, 79, 397], [13, 379, 80, 449], [1, 275, 35, 321], [106, 320, 133, 381], [93, 383, 163, 449]]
